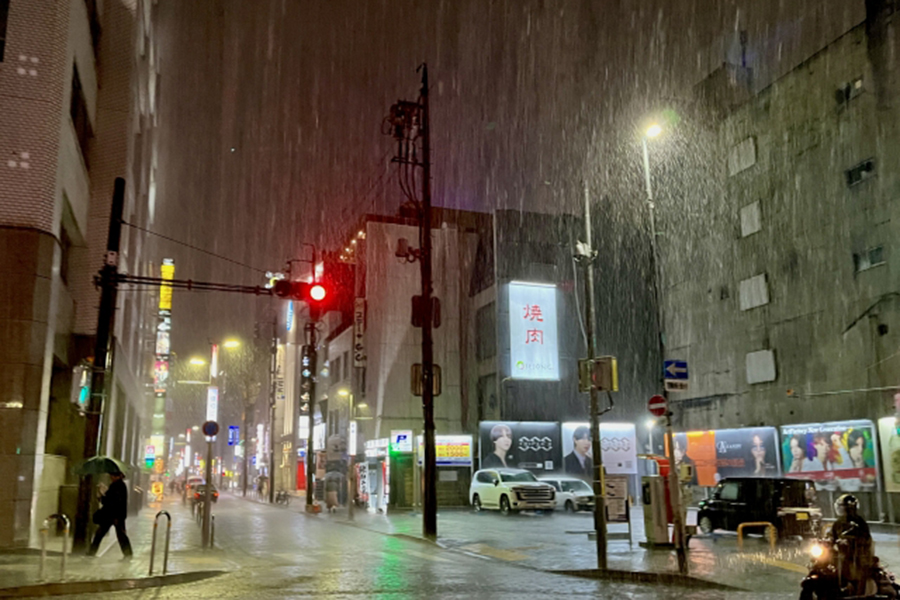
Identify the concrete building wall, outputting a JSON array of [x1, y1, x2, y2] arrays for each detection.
[[659, 10, 900, 432]]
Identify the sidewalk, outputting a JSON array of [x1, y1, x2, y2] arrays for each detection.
[[286, 501, 900, 594], [0, 496, 227, 594]]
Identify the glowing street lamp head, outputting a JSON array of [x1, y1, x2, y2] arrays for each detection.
[[338, 389, 350, 397], [189, 357, 206, 366], [645, 418, 656, 429], [646, 124, 662, 138], [223, 339, 240, 349]]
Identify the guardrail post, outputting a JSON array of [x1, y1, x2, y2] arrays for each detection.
[[39, 514, 69, 581], [210, 515, 215, 548], [737, 521, 776, 552], [149, 510, 171, 576]]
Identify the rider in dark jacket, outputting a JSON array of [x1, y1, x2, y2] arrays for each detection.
[[829, 494, 874, 594]]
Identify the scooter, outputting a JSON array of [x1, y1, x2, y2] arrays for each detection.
[[800, 537, 899, 599]]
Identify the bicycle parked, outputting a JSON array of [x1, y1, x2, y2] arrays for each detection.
[[274, 490, 292, 506]]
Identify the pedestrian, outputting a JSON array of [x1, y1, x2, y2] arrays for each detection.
[[87, 471, 133, 559]]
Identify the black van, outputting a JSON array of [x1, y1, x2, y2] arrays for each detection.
[[697, 477, 821, 539]]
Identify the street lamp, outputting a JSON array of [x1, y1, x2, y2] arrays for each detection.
[[223, 339, 240, 349], [640, 121, 688, 574], [190, 357, 206, 366]]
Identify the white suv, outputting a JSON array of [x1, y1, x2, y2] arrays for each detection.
[[469, 468, 556, 515]]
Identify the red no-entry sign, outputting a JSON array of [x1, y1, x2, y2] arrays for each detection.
[[648, 394, 667, 417]]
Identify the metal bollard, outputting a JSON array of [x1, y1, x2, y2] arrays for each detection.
[[38, 514, 70, 581], [148, 510, 172, 576], [210, 515, 215, 548]]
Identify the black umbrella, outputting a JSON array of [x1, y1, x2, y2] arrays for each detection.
[[76, 456, 128, 476]]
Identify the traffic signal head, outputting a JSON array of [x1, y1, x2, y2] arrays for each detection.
[[309, 283, 327, 302], [273, 280, 328, 306]]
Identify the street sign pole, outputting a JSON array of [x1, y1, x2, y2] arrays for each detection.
[[201, 420, 218, 549]]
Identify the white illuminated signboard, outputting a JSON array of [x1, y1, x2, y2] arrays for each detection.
[[508, 282, 559, 380], [206, 386, 218, 422]]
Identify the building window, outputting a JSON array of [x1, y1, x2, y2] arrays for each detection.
[[342, 350, 349, 380], [854, 247, 885, 272], [332, 356, 341, 384], [0, 0, 9, 62], [846, 159, 875, 187], [70, 64, 93, 166], [475, 303, 496, 361]]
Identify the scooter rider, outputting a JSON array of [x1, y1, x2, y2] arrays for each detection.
[[829, 493, 874, 594]]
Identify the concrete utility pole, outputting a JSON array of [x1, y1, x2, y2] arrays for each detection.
[[582, 184, 608, 571], [304, 321, 318, 509], [74, 178, 125, 550], [418, 64, 437, 541]]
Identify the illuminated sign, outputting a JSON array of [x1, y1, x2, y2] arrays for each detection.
[[349, 421, 358, 456], [206, 386, 218, 422], [154, 360, 169, 392], [210, 344, 218, 379], [508, 282, 559, 380], [417, 435, 473, 467], [286, 301, 294, 332], [561, 422, 638, 475], [159, 259, 175, 311], [391, 430, 413, 453]]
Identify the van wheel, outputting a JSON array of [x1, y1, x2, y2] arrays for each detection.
[[565, 500, 575, 513], [500, 495, 512, 515], [472, 495, 482, 512], [698, 516, 714, 534]]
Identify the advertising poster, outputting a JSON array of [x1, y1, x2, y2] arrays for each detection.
[[878, 418, 900, 493], [780, 420, 879, 492], [561, 422, 638, 477], [417, 435, 473, 467], [480, 421, 560, 473], [669, 427, 779, 486], [508, 282, 559, 381]]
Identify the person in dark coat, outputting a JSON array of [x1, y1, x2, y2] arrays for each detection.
[[87, 471, 133, 558]]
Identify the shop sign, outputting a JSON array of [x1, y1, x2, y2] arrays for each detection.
[[508, 282, 559, 380], [416, 435, 473, 467]]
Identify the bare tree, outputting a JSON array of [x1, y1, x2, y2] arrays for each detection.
[[221, 341, 268, 496]]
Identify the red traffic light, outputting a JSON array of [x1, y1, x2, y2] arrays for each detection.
[[309, 284, 327, 302]]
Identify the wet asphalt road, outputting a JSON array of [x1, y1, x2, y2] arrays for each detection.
[[53, 494, 799, 599]]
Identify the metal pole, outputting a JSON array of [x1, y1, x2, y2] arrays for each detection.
[[39, 527, 47, 580], [164, 516, 171, 574], [269, 316, 277, 504], [305, 321, 318, 508], [75, 178, 125, 549], [583, 184, 608, 571], [419, 64, 437, 541], [202, 438, 213, 548], [348, 391, 355, 521], [643, 136, 688, 574], [60, 518, 68, 580]]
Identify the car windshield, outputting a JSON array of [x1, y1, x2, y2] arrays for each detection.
[[501, 472, 537, 483], [561, 480, 593, 493]]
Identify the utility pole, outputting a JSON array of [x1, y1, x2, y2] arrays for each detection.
[[268, 315, 277, 504], [304, 321, 318, 509], [74, 178, 125, 550], [418, 64, 437, 541], [581, 184, 608, 571]]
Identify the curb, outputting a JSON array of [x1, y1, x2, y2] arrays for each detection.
[[549, 568, 740, 590], [0, 570, 225, 598]]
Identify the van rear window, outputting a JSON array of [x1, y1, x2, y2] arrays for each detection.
[[781, 481, 811, 506]]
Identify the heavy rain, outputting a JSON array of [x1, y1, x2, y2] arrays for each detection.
[[0, 0, 898, 598]]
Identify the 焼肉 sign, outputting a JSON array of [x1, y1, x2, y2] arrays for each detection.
[[508, 282, 558, 381]]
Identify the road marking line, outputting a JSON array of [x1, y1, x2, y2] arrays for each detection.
[[459, 543, 530, 562], [754, 556, 808, 574]]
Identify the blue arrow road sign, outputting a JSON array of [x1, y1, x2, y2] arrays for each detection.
[[664, 360, 689, 380]]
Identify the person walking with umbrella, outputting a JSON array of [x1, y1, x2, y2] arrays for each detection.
[[86, 470, 133, 559]]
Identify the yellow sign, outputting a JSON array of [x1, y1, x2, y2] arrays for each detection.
[[154, 458, 165, 474], [159, 259, 175, 311], [152, 482, 164, 496]]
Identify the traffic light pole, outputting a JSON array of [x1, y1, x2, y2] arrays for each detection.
[[582, 184, 608, 571], [74, 178, 125, 550], [419, 64, 437, 541], [269, 316, 277, 504], [304, 321, 318, 509]]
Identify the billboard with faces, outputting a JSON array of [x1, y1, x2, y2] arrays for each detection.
[[668, 427, 779, 487], [561, 422, 638, 477], [780, 420, 879, 492], [479, 421, 560, 473]]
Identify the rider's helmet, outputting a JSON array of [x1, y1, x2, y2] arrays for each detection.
[[834, 493, 860, 518]]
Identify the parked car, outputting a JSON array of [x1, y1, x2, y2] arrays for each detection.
[[540, 476, 595, 512], [469, 468, 555, 515], [185, 476, 204, 492], [697, 477, 821, 540]]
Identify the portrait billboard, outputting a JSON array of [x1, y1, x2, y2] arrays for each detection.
[[561, 422, 638, 477], [480, 421, 560, 473], [780, 420, 879, 492], [508, 282, 559, 380], [878, 417, 900, 493], [668, 427, 779, 486]]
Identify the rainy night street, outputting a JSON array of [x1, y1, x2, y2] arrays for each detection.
[[17, 491, 810, 600], [5, 0, 900, 598]]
